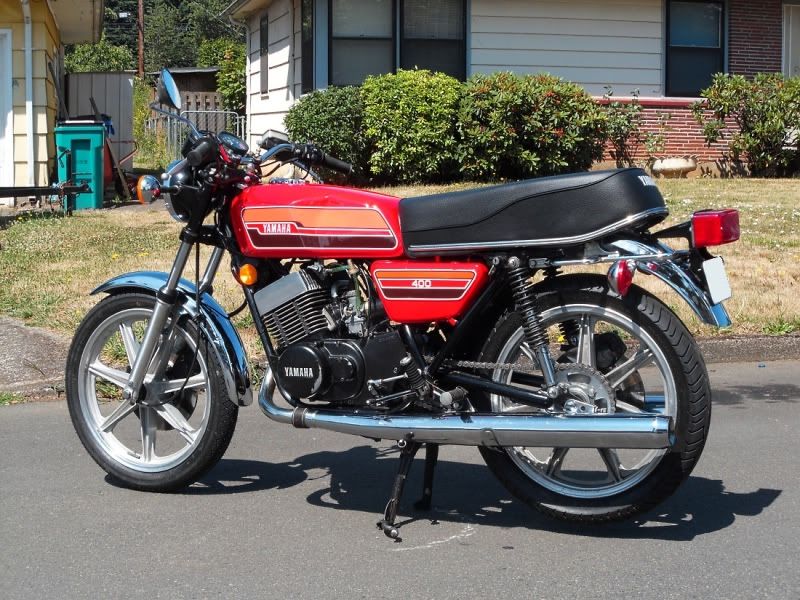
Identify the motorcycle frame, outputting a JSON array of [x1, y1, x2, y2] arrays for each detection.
[[94, 187, 730, 413]]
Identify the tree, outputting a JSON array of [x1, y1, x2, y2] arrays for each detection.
[[198, 38, 246, 114], [103, 0, 139, 57], [144, 0, 244, 71], [65, 34, 134, 73]]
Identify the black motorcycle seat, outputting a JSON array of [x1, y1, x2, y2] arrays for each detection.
[[399, 168, 668, 255]]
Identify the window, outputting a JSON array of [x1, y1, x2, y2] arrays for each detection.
[[329, 0, 466, 86], [331, 0, 394, 86], [401, 0, 465, 80], [260, 15, 269, 95], [302, 0, 314, 93], [666, 1, 724, 96]]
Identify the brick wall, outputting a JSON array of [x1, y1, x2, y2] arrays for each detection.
[[597, 97, 731, 168], [729, 0, 783, 77]]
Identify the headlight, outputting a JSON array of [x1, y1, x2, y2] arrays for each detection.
[[161, 159, 192, 222]]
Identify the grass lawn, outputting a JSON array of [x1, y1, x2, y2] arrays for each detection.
[[0, 178, 797, 363]]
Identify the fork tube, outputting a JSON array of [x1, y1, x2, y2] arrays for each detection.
[[123, 239, 194, 402], [198, 246, 225, 295]]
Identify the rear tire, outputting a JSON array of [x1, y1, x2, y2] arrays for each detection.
[[477, 277, 711, 522], [66, 293, 238, 492]]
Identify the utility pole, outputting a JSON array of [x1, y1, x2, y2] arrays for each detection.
[[137, 0, 144, 77]]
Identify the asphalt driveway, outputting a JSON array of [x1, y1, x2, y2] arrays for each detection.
[[0, 360, 798, 599]]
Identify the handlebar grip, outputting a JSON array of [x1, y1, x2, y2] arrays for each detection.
[[186, 137, 216, 167], [319, 152, 353, 175]]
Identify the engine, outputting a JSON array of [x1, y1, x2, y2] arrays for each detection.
[[253, 264, 408, 406]]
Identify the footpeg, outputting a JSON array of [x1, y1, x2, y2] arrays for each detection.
[[439, 387, 467, 410]]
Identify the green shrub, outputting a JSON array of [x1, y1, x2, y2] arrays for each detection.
[[457, 72, 607, 180], [693, 73, 800, 177], [603, 88, 644, 168], [132, 77, 169, 170], [198, 38, 246, 114], [284, 86, 369, 177], [362, 69, 462, 183]]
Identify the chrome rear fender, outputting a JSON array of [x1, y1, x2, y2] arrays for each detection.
[[92, 271, 253, 406], [608, 239, 731, 328]]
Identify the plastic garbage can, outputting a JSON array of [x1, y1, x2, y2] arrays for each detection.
[[55, 122, 105, 210]]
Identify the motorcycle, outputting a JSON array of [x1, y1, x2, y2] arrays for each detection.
[[66, 70, 739, 539]]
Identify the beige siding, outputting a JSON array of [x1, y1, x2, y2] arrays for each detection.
[[471, 0, 664, 96], [246, 0, 302, 148], [0, 0, 61, 193]]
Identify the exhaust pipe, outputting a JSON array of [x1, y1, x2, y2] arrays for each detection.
[[258, 369, 672, 449]]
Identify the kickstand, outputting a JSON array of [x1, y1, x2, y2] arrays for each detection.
[[377, 436, 421, 540], [414, 443, 439, 511]]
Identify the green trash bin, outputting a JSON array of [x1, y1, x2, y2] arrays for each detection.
[[55, 122, 105, 210]]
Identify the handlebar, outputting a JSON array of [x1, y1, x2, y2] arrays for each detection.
[[317, 151, 353, 175], [186, 136, 217, 168], [258, 142, 353, 175]]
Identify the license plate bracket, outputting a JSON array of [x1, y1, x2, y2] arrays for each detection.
[[702, 256, 732, 304]]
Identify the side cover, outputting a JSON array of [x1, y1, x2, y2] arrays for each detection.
[[230, 183, 405, 259], [370, 260, 489, 323]]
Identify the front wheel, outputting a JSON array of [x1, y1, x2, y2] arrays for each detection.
[[66, 293, 238, 491], [477, 278, 711, 522]]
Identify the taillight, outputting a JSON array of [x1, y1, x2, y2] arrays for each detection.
[[607, 259, 636, 297], [692, 209, 740, 247]]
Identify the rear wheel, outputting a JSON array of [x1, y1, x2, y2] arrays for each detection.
[[477, 278, 711, 522], [66, 293, 238, 491]]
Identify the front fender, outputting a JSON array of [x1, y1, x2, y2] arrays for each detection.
[[92, 271, 253, 407]]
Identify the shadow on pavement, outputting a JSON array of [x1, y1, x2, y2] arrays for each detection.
[[182, 445, 780, 541], [713, 383, 800, 407]]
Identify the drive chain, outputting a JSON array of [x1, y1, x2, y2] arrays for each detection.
[[433, 357, 541, 375]]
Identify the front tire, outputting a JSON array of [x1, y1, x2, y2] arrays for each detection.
[[477, 277, 711, 522], [66, 293, 238, 492]]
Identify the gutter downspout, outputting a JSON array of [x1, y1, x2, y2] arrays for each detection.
[[225, 11, 250, 146], [20, 0, 35, 187]]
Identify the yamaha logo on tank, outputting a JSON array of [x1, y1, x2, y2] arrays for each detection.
[[284, 366, 315, 378]]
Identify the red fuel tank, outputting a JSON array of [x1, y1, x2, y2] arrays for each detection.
[[229, 183, 404, 259]]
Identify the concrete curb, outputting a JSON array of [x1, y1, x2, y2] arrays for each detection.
[[697, 334, 800, 365]]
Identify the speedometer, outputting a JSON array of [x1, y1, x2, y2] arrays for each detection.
[[218, 131, 249, 156]]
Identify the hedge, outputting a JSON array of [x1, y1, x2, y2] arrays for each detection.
[[694, 73, 800, 177], [284, 70, 611, 184]]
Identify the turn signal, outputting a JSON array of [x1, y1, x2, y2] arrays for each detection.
[[692, 209, 740, 247], [237, 264, 258, 286], [607, 259, 636, 297]]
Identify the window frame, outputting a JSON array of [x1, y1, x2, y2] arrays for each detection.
[[327, 0, 467, 87], [301, 0, 314, 93], [399, 0, 467, 81], [665, 0, 726, 97], [328, 0, 397, 87], [260, 14, 270, 96]]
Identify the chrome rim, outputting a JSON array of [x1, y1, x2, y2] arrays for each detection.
[[77, 307, 211, 473], [491, 304, 677, 499]]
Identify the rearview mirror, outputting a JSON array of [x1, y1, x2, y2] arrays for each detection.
[[156, 69, 182, 111]]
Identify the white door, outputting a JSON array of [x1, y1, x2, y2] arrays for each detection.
[[784, 5, 800, 77], [0, 29, 13, 188]]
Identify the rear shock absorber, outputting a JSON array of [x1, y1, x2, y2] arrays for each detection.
[[545, 267, 579, 344], [507, 257, 558, 390]]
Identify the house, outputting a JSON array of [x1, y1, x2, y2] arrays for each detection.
[[223, 0, 793, 169], [0, 0, 104, 205]]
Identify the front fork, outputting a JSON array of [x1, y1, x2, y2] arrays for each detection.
[[121, 235, 225, 403]]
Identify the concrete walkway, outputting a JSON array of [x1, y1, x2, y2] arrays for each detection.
[[0, 317, 69, 398]]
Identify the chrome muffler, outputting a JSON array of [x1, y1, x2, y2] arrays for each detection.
[[258, 369, 672, 449]]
